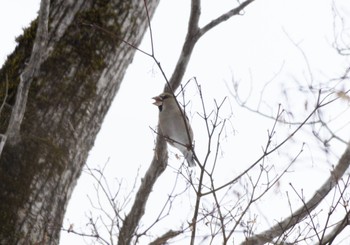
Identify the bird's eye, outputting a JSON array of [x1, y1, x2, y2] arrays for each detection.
[[161, 94, 170, 100]]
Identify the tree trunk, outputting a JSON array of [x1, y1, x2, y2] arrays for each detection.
[[0, 0, 159, 244]]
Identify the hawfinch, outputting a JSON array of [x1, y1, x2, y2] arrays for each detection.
[[153, 92, 195, 167]]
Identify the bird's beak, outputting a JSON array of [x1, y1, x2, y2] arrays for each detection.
[[152, 96, 163, 106]]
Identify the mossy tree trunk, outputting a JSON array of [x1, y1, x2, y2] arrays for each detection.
[[0, 0, 159, 244]]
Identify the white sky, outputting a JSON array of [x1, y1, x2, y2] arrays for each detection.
[[1, 0, 350, 244]]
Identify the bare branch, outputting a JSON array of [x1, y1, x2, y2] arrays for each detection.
[[202, 90, 339, 196], [86, 23, 153, 58], [149, 230, 183, 245], [167, 0, 256, 92], [165, 0, 201, 92], [200, 0, 256, 36], [117, 135, 168, 245], [241, 142, 350, 245], [319, 210, 350, 245], [117, 1, 259, 244]]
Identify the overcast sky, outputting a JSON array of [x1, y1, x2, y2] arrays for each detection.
[[1, 0, 350, 244]]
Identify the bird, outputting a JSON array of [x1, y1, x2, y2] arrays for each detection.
[[152, 92, 196, 167]]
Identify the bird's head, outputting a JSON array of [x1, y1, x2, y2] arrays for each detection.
[[152, 92, 173, 112]]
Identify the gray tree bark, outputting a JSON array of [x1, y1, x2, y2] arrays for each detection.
[[0, 0, 159, 244]]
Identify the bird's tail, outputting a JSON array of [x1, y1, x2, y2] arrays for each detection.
[[185, 153, 196, 167]]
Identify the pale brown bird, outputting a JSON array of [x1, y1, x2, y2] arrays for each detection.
[[153, 92, 195, 167]]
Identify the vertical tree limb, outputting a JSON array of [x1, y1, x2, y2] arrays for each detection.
[[118, 135, 168, 245], [117, 0, 257, 244]]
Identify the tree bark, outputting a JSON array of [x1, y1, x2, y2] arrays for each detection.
[[0, 0, 159, 244]]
